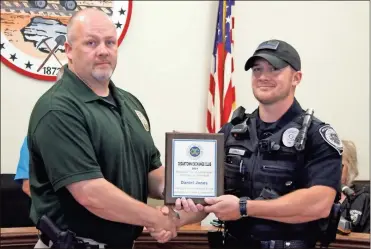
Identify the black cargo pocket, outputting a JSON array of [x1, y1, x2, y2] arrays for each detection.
[[224, 162, 243, 195], [261, 165, 294, 174], [260, 164, 296, 194]]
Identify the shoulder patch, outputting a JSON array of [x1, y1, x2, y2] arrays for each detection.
[[134, 110, 150, 132], [319, 125, 343, 155]]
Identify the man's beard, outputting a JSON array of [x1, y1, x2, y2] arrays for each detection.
[[92, 68, 113, 82]]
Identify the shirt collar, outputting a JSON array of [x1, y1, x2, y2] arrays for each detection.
[[61, 65, 120, 103], [254, 98, 304, 130], [275, 98, 303, 129]]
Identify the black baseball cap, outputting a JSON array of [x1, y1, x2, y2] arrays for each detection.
[[244, 39, 301, 71]]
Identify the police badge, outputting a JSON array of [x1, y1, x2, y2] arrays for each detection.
[[134, 110, 149, 132], [319, 125, 343, 155], [282, 127, 300, 147]]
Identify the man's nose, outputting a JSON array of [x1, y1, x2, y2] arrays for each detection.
[[257, 71, 270, 80], [97, 43, 109, 56]]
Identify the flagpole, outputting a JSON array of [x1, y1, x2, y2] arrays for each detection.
[[220, 0, 227, 126], [207, 0, 236, 133]]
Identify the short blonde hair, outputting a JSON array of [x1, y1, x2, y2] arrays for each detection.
[[342, 140, 359, 186]]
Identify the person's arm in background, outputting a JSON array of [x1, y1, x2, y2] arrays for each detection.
[[14, 137, 31, 197], [21, 180, 31, 197]]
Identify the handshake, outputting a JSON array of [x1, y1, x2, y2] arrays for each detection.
[[146, 205, 181, 243], [147, 195, 242, 243]]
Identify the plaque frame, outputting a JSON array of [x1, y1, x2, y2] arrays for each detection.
[[164, 132, 224, 205]]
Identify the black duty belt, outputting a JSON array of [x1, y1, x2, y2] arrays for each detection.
[[40, 233, 103, 249], [260, 240, 313, 249], [224, 236, 314, 249]]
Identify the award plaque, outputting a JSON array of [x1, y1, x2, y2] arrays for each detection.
[[164, 132, 224, 205]]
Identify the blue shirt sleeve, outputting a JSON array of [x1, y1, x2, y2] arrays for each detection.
[[14, 137, 30, 184]]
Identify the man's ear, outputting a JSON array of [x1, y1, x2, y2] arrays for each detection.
[[64, 41, 73, 61], [292, 71, 302, 87]]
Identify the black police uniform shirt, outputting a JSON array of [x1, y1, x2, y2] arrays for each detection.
[[27, 65, 162, 247], [218, 98, 342, 242], [341, 185, 370, 233]]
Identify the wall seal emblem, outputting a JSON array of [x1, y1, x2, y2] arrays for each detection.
[[1, 0, 132, 81]]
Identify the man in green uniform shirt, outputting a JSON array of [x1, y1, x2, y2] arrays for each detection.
[[28, 9, 176, 249]]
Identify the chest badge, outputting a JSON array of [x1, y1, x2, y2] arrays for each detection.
[[134, 110, 149, 132], [282, 127, 299, 147]]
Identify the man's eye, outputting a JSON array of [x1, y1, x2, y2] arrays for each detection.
[[252, 67, 262, 72]]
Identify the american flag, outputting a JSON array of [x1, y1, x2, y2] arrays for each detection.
[[207, 0, 236, 133]]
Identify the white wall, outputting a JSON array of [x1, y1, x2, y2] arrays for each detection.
[[1, 1, 369, 183], [233, 1, 370, 180]]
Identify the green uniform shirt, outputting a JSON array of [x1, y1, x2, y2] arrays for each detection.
[[28, 65, 162, 246]]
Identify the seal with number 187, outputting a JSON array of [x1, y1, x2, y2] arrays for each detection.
[[282, 127, 300, 147], [1, 0, 132, 81]]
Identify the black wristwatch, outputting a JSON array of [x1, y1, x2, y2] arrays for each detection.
[[239, 197, 249, 217]]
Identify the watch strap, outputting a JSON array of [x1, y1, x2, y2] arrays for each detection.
[[239, 196, 249, 217]]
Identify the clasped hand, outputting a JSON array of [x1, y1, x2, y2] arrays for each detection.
[[148, 195, 241, 243], [175, 195, 241, 221], [147, 206, 179, 243]]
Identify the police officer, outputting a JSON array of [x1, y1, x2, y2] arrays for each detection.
[[163, 39, 343, 249]]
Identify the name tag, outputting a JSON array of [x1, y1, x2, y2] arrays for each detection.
[[228, 148, 245, 156]]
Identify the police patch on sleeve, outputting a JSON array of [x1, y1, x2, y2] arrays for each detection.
[[319, 125, 343, 155], [135, 110, 150, 132]]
